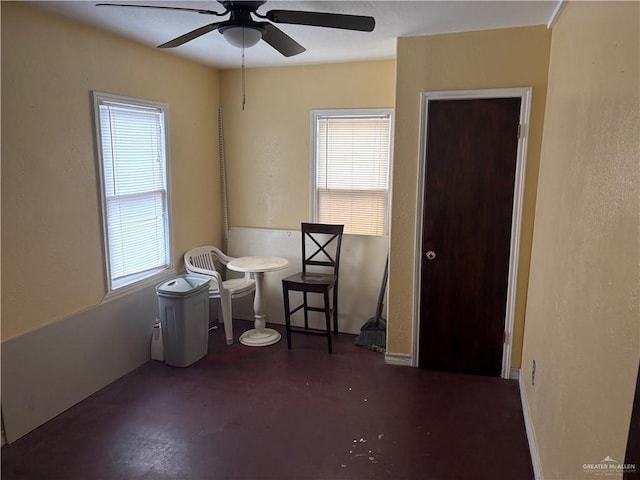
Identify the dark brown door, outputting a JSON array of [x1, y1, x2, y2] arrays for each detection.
[[624, 360, 639, 480], [419, 97, 521, 377]]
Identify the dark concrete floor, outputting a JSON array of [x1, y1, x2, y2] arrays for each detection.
[[1, 320, 534, 480]]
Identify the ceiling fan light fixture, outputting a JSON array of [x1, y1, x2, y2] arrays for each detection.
[[221, 26, 264, 48]]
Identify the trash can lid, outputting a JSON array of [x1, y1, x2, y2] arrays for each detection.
[[156, 274, 211, 297]]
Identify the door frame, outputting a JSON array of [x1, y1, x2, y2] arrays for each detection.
[[412, 87, 532, 378]]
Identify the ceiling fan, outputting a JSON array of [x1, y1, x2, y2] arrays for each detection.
[[96, 1, 376, 57]]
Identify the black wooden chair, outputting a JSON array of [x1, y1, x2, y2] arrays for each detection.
[[281, 223, 344, 353]]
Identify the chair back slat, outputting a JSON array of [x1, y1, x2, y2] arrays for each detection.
[[301, 223, 344, 276], [191, 252, 217, 272], [306, 260, 335, 267], [184, 247, 225, 288]]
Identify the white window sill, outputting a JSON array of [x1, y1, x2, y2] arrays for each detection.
[[102, 268, 177, 303]]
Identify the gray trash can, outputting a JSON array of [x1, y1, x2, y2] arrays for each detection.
[[156, 274, 211, 367]]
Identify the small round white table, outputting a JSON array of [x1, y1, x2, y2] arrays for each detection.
[[226, 255, 289, 347]]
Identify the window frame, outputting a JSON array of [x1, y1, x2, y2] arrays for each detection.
[[92, 91, 175, 299], [310, 108, 394, 236]]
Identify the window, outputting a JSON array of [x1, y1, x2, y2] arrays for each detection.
[[312, 109, 393, 236], [93, 92, 172, 293]]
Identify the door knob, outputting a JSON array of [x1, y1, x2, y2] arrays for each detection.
[[425, 250, 436, 260]]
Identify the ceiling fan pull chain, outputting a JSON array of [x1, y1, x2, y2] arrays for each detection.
[[241, 41, 246, 111]]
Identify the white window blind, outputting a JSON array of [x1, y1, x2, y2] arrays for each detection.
[[313, 110, 393, 235], [94, 93, 171, 292]]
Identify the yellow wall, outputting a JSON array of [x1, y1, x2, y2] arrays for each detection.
[[219, 60, 396, 229], [1, 3, 222, 340], [522, 2, 639, 478], [389, 26, 552, 366]]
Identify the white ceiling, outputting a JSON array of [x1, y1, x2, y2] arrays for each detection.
[[32, 1, 560, 69]]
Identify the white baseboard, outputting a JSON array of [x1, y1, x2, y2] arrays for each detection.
[[519, 375, 543, 480], [384, 352, 413, 366], [382, 358, 523, 376]]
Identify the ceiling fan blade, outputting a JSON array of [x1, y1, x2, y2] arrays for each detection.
[[158, 22, 223, 48], [265, 10, 375, 32], [260, 23, 306, 57], [95, 3, 226, 16]]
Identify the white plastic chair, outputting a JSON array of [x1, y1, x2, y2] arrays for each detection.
[[184, 246, 255, 345]]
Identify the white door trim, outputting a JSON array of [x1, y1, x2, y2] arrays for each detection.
[[412, 87, 532, 378]]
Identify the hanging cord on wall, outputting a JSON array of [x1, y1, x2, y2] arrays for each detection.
[[218, 108, 230, 251]]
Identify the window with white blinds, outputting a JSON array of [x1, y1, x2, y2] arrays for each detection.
[[312, 110, 393, 235], [93, 92, 172, 292]]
